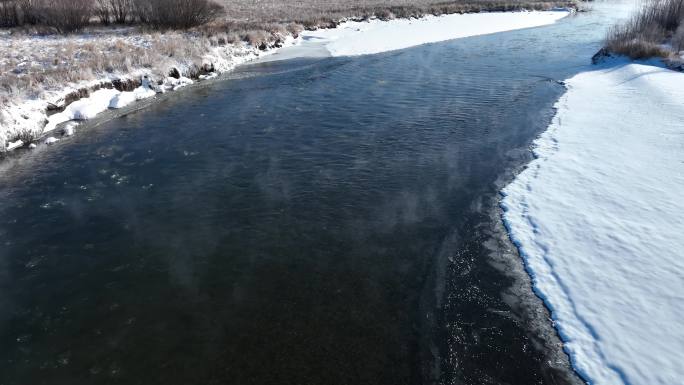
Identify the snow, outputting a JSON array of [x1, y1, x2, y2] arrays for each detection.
[[65, 89, 119, 120], [109, 86, 157, 109], [43, 85, 157, 133], [62, 124, 75, 137], [162, 76, 194, 91], [501, 62, 684, 385], [299, 11, 569, 57], [44, 88, 118, 133], [7, 140, 23, 151]]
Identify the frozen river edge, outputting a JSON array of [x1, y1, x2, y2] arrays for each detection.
[[501, 60, 684, 385]]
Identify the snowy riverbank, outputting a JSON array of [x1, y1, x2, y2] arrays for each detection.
[[1, 9, 570, 153], [501, 61, 684, 385], [0, 38, 291, 153]]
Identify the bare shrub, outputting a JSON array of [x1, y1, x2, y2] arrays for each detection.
[[134, 0, 224, 29], [0, 0, 42, 27], [0, 0, 86, 28], [96, 0, 133, 25], [0, 0, 20, 27], [18, 0, 39, 24], [95, 0, 111, 25], [106, 0, 132, 24], [14, 127, 38, 143], [606, 0, 684, 58], [36, 0, 94, 33]]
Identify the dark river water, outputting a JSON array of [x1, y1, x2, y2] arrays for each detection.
[[0, 2, 631, 384]]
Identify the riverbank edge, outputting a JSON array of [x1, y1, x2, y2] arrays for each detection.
[[0, 2, 578, 155], [592, 47, 684, 72], [481, 84, 585, 385], [499, 58, 684, 384]]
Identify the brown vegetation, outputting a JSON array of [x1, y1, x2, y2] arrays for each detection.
[[0, 0, 225, 31], [133, 0, 225, 29], [213, 0, 572, 29], [605, 0, 684, 59], [0, 0, 94, 31]]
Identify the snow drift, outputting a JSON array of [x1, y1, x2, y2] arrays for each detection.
[[300, 11, 569, 57], [501, 62, 684, 385], [42, 85, 156, 134]]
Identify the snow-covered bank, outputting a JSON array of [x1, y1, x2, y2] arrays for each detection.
[[0, 37, 292, 153], [501, 62, 684, 385], [296, 10, 569, 57]]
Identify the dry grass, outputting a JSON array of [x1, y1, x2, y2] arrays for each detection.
[[214, 0, 572, 29], [0, 31, 216, 99], [218, 0, 565, 21], [605, 0, 684, 59]]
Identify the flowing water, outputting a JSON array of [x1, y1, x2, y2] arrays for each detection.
[[0, 2, 634, 384]]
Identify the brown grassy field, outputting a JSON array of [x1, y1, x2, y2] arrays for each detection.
[[219, 0, 568, 23]]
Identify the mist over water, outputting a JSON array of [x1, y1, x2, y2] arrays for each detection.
[[0, 2, 632, 384]]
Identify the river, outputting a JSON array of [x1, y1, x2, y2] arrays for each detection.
[[0, 2, 633, 384]]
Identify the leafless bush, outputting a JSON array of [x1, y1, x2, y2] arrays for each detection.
[[96, 0, 133, 24], [134, 0, 224, 29], [0, 0, 41, 26], [95, 0, 111, 25], [14, 127, 38, 143], [606, 0, 684, 58], [0, 0, 20, 27], [110, 0, 132, 23], [18, 0, 39, 24], [36, 0, 94, 33]]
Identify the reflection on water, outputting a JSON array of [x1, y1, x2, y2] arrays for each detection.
[[0, 2, 631, 384]]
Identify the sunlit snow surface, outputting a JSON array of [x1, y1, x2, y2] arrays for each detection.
[[43, 86, 156, 133], [501, 62, 684, 385], [300, 11, 569, 57]]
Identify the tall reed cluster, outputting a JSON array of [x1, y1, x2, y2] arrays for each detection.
[[606, 0, 684, 59]]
